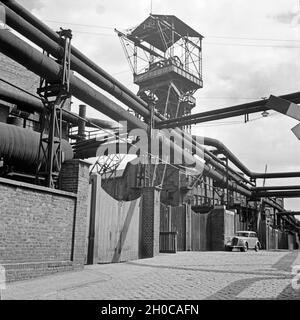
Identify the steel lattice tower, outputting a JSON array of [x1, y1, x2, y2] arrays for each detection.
[[116, 14, 203, 132]]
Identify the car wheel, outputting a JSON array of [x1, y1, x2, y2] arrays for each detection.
[[241, 243, 248, 252], [255, 242, 260, 252]]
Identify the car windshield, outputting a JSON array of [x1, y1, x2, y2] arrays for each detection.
[[236, 232, 249, 237]]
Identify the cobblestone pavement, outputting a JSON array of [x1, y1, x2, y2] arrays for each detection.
[[2, 250, 300, 300]]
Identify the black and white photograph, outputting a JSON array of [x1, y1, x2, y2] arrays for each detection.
[[0, 0, 300, 310]]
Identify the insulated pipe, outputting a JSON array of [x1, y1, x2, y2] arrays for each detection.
[[0, 3, 254, 188], [0, 29, 252, 197], [0, 85, 44, 113], [262, 198, 283, 212], [158, 93, 300, 128], [254, 186, 300, 191], [262, 199, 300, 231], [2, 1, 300, 185], [199, 136, 300, 179], [78, 104, 86, 140], [0, 30, 144, 128], [0, 1, 151, 118], [191, 138, 254, 186], [1, 2, 298, 199], [253, 190, 300, 198], [1, 6, 293, 190], [0, 122, 73, 169], [158, 106, 268, 128], [277, 211, 300, 216], [0, 85, 118, 129]]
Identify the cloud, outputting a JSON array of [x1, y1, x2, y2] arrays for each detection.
[[18, 0, 44, 11], [271, 11, 299, 24], [96, 4, 106, 15], [7, 0, 300, 210]]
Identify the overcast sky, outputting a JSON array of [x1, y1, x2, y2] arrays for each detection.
[[18, 0, 300, 211]]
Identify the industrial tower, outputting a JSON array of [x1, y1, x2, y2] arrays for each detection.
[[116, 14, 203, 132]]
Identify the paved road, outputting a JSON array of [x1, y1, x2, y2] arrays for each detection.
[[2, 250, 300, 300]]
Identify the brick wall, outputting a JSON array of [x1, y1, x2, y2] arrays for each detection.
[[0, 159, 90, 281], [0, 52, 40, 124], [59, 160, 90, 267], [0, 52, 39, 96], [0, 181, 76, 263]]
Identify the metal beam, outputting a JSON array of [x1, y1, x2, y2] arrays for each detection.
[[254, 186, 300, 191], [115, 29, 165, 60], [277, 211, 300, 216], [1, 0, 152, 118], [2, 1, 293, 185], [253, 190, 300, 198], [3, 1, 300, 197], [0, 82, 118, 129], [157, 93, 300, 129], [0, 28, 254, 197], [0, 5, 257, 189]]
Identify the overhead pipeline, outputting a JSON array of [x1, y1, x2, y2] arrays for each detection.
[[0, 29, 253, 197], [198, 136, 300, 179], [0, 122, 73, 170], [0, 84, 118, 130]]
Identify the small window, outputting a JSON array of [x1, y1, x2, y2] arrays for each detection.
[[236, 232, 250, 237]]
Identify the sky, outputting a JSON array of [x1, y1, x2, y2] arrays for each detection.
[[17, 0, 300, 211]]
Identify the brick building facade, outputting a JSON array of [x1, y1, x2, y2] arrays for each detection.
[[0, 52, 39, 96], [0, 160, 90, 282]]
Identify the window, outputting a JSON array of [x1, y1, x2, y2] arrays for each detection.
[[236, 232, 250, 237]]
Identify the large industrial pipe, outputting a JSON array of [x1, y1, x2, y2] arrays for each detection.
[[78, 104, 86, 140], [253, 190, 300, 198], [3, 2, 297, 199], [0, 2, 257, 188], [1, 77, 229, 183], [261, 199, 299, 232], [0, 29, 252, 197], [0, 85, 44, 113], [3, 0, 300, 186], [0, 5, 280, 194], [277, 211, 300, 216], [0, 85, 118, 129], [200, 136, 300, 179], [254, 185, 300, 191], [0, 1, 151, 119], [262, 199, 299, 231], [0, 31, 146, 128], [2, 1, 300, 211], [0, 122, 73, 169], [158, 92, 300, 128]]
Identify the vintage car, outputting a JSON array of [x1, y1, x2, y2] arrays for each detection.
[[225, 231, 261, 252]]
